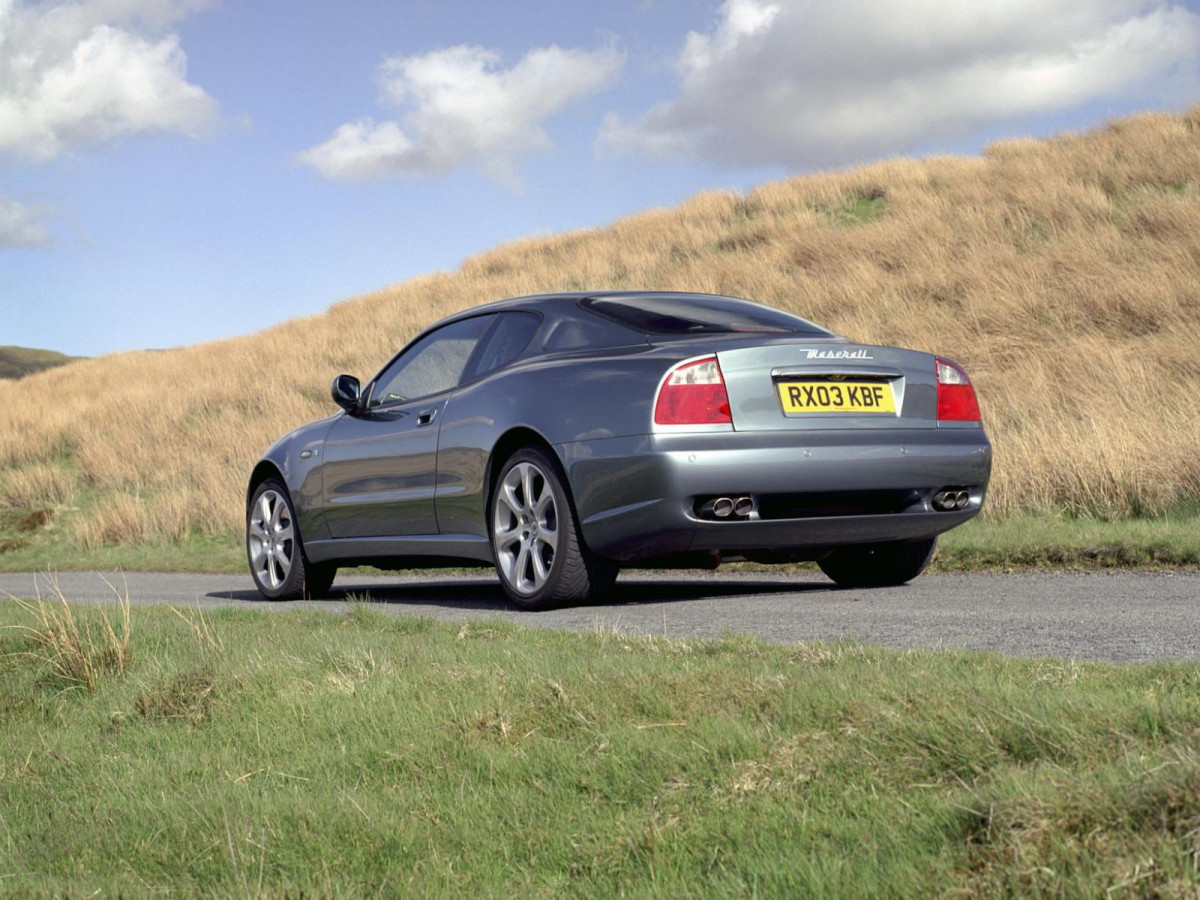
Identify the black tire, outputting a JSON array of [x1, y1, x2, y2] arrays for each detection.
[[247, 479, 337, 600], [817, 537, 937, 588], [490, 446, 617, 610]]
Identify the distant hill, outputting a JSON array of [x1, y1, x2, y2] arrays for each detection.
[[0, 346, 85, 380]]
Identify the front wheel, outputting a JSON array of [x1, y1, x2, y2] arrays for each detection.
[[817, 537, 937, 588], [490, 447, 617, 609], [247, 480, 337, 600]]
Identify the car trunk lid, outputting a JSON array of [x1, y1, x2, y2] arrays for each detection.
[[711, 339, 939, 431]]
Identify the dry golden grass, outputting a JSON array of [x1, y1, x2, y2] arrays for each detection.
[[1, 106, 1198, 547], [0, 462, 76, 509], [1, 574, 132, 692]]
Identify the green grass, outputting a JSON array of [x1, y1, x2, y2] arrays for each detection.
[[934, 510, 1200, 571], [1, 600, 1198, 897], [0, 515, 244, 572], [0, 345, 85, 380], [819, 191, 888, 227]]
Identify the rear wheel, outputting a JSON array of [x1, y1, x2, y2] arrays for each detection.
[[247, 480, 337, 600], [490, 447, 617, 609], [817, 537, 937, 588]]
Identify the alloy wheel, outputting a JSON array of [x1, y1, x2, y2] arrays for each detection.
[[493, 461, 559, 595], [248, 489, 294, 589]]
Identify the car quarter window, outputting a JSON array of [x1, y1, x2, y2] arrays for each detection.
[[368, 315, 495, 408], [540, 312, 637, 351], [465, 311, 541, 381]]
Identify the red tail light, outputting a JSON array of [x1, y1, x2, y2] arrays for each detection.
[[936, 358, 981, 421], [654, 356, 732, 425]]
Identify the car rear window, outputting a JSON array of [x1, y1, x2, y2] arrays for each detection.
[[581, 295, 830, 335]]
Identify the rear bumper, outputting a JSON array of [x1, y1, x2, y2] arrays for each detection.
[[559, 428, 992, 562]]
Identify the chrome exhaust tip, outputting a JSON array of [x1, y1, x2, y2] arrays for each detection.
[[933, 488, 971, 512], [696, 495, 754, 520]]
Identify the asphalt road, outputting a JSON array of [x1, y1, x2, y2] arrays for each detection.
[[0, 570, 1196, 663]]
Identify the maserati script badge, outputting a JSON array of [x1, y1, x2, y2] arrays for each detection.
[[798, 348, 874, 360]]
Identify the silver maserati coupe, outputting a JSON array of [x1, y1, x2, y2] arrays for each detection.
[[246, 292, 991, 608]]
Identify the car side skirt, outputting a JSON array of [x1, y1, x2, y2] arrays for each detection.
[[304, 533, 494, 566]]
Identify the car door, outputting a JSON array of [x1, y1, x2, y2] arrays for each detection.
[[434, 311, 544, 535], [320, 314, 495, 538]]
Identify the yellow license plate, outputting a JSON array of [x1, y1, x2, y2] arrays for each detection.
[[777, 381, 896, 414]]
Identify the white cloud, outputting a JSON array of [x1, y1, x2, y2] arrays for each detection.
[[0, 191, 49, 247], [0, 0, 218, 161], [600, 0, 1200, 168], [298, 43, 625, 188]]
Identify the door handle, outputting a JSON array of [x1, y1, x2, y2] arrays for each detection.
[[417, 407, 439, 426]]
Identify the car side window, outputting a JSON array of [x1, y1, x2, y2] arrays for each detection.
[[465, 312, 541, 381], [368, 315, 494, 408]]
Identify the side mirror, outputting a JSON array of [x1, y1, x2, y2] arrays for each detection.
[[330, 374, 361, 412]]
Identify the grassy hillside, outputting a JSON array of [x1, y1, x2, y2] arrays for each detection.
[[0, 106, 1198, 558], [0, 345, 83, 380]]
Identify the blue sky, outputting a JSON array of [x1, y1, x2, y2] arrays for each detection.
[[2, 0, 1198, 357]]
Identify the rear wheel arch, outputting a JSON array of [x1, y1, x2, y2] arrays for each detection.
[[485, 427, 561, 516], [485, 427, 602, 551], [484, 426, 615, 566]]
